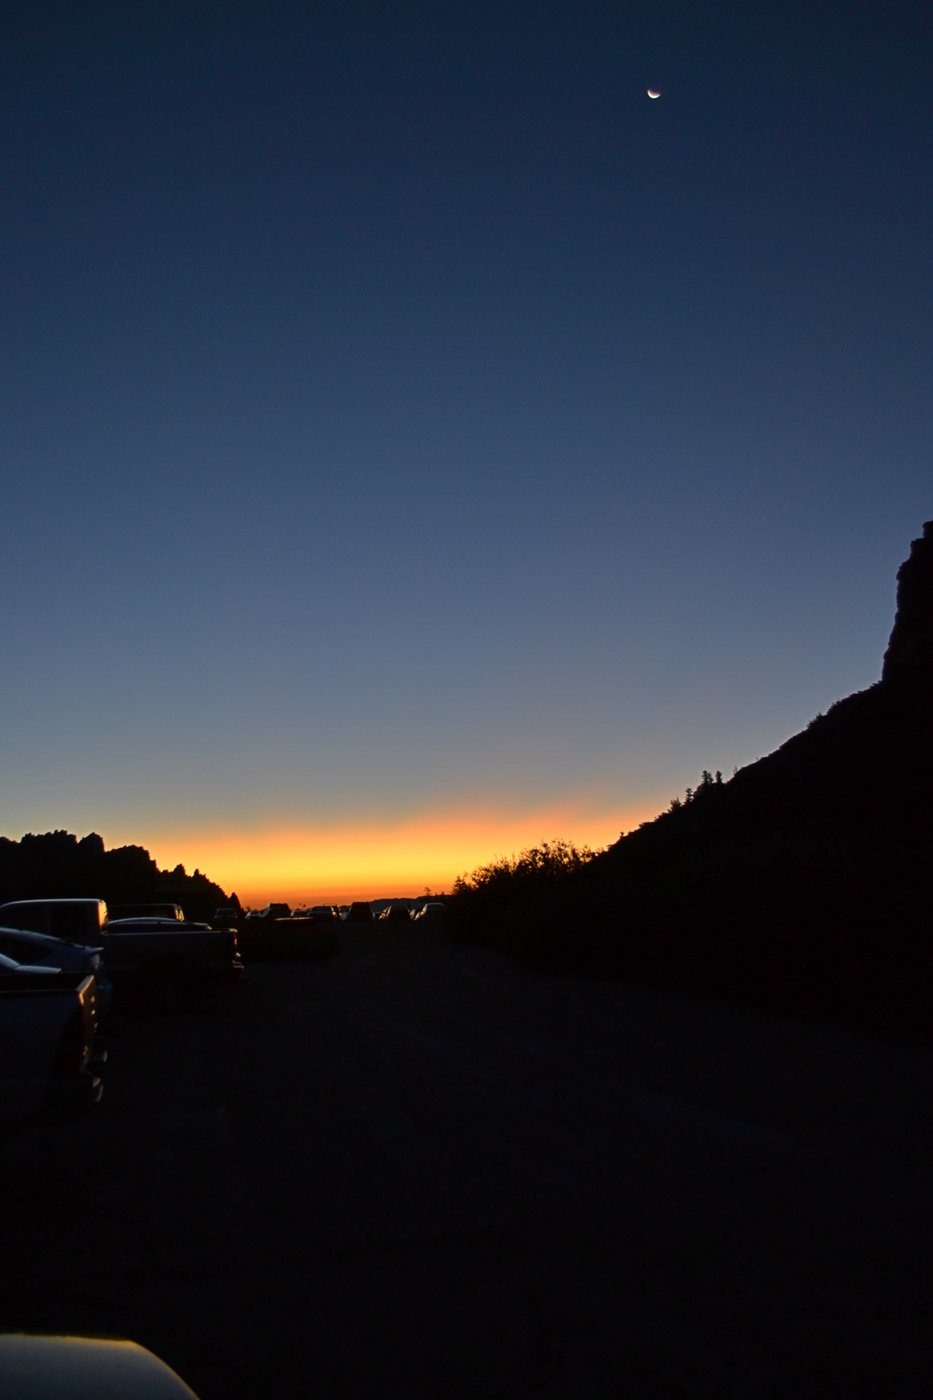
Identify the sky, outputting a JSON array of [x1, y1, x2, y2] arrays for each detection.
[[3, 1, 930, 905]]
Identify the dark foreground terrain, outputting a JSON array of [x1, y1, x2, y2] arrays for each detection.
[[2, 924, 931, 1399]]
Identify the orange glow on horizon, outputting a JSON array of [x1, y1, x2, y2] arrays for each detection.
[[141, 794, 666, 908]]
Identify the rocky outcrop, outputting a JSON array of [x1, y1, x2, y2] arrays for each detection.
[[571, 521, 933, 1040], [881, 520, 933, 689], [452, 523, 932, 1040]]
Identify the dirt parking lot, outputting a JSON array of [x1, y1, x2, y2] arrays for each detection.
[[2, 922, 931, 1399]]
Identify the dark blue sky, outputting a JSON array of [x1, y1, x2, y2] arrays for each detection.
[[2, 1, 930, 897]]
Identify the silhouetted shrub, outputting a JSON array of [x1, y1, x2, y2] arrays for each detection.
[[448, 839, 595, 957]]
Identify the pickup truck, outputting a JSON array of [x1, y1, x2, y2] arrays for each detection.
[[0, 900, 244, 1009], [0, 966, 104, 1125], [101, 917, 244, 1005]]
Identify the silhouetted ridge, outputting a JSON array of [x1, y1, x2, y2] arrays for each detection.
[[451, 522, 933, 1043], [0, 831, 232, 922], [882, 519, 933, 689]]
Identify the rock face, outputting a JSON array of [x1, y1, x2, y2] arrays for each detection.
[[881, 520, 933, 689], [578, 522, 933, 1041], [453, 523, 931, 1041]]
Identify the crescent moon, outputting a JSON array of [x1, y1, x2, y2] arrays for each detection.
[[647, 89, 662, 99]]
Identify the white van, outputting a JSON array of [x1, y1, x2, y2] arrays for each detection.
[[0, 898, 108, 945]]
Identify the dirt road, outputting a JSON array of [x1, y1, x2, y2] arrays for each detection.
[[3, 923, 931, 1398]]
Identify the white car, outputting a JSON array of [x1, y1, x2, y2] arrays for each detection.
[[0, 1334, 201, 1398], [413, 902, 447, 923], [0, 925, 112, 1014]]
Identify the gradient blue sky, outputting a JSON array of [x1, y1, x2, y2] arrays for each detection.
[[3, 1, 930, 902]]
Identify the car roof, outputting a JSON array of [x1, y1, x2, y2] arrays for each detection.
[[0, 897, 105, 907]]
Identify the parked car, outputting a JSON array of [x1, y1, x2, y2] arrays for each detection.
[[0, 963, 104, 1123], [0, 926, 112, 1016], [308, 905, 339, 923], [260, 903, 291, 920], [413, 902, 447, 925], [345, 901, 374, 922], [0, 1334, 202, 1398], [379, 904, 412, 923], [0, 899, 244, 1009], [101, 917, 243, 989], [238, 914, 338, 962], [0, 898, 108, 945]]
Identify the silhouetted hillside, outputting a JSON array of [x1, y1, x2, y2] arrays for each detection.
[[0, 830, 233, 923], [453, 522, 933, 1042]]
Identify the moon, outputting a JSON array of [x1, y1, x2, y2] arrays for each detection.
[[647, 88, 662, 99]]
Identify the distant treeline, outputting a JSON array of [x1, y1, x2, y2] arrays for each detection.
[[0, 830, 234, 924]]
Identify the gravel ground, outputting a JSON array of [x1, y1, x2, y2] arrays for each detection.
[[2, 922, 931, 1399]]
